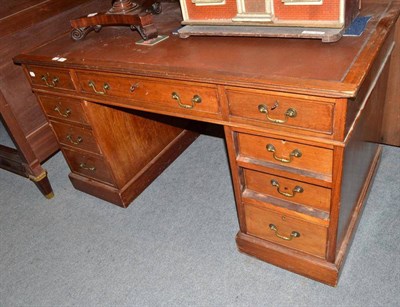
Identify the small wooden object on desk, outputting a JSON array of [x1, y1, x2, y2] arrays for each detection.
[[70, 0, 162, 41]]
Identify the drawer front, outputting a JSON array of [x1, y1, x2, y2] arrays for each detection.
[[244, 202, 327, 258], [38, 95, 89, 125], [50, 121, 101, 154], [237, 133, 333, 177], [26, 66, 75, 91], [226, 88, 334, 134], [76, 71, 220, 116], [63, 148, 115, 185], [243, 169, 331, 212]]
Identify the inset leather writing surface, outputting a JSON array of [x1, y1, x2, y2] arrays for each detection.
[[19, 29, 357, 90], [18, 1, 396, 98]]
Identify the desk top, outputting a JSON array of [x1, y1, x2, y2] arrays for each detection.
[[14, 0, 400, 99]]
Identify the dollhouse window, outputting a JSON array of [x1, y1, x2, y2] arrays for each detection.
[[191, 0, 226, 5], [282, 0, 323, 5], [233, 0, 274, 22]]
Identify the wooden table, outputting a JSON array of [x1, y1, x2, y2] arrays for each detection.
[[14, 0, 400, 286]]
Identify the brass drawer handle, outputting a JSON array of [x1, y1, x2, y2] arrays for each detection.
[[258, 104, 297, 124], [269, 224, 300, 241], [54, 106, 71, 117], [171, 92, 202, 109], [129, 82, 139, 92], [88, 80, 110, 95], [41, 74, 59, 88], [266, 144, 302, 163], [66, 134, 83, 145], [270, 179, 304, 198], [79, 162, 96, 171]]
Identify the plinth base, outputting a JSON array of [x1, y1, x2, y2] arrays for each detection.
[[178, 25, 343, 43]]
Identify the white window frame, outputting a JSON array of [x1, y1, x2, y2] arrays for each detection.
[[282, 0, 323, 5], [233, 0, 274, 22], [191, 0, 226, 6]]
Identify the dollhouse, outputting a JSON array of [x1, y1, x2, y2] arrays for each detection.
[[178, 0, 361, 41]]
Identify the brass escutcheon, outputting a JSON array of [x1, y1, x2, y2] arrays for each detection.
[[88, 80, 110, 95], [270, 179, 304, 198], [258, 103, 297, 124], [266, 144, 302, 163], [269, 224, 300, 241], [171, 92, 202, 109]]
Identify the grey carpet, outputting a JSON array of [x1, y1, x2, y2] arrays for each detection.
[[0, 126, 399, 306], [0, 121, 16, 148]]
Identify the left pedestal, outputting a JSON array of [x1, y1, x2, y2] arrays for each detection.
[[36, 93, 198, 208]]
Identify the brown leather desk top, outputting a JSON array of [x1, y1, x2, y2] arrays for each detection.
[[14, 0, 400, 99]]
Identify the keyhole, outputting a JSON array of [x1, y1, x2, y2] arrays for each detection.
[[271, 101, 279, 110]]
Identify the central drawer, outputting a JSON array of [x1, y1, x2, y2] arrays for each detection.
[[75, 71, 220, 117]]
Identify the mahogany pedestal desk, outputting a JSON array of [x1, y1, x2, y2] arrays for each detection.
[[14, 1, 400, 286]]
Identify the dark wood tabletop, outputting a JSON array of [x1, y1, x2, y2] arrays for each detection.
[[14, 0, 400, 99]]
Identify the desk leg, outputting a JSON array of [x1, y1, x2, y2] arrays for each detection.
[[0, 145, 54, 198], [29, 170, 54, 199], [1, 95, 56, 199]]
